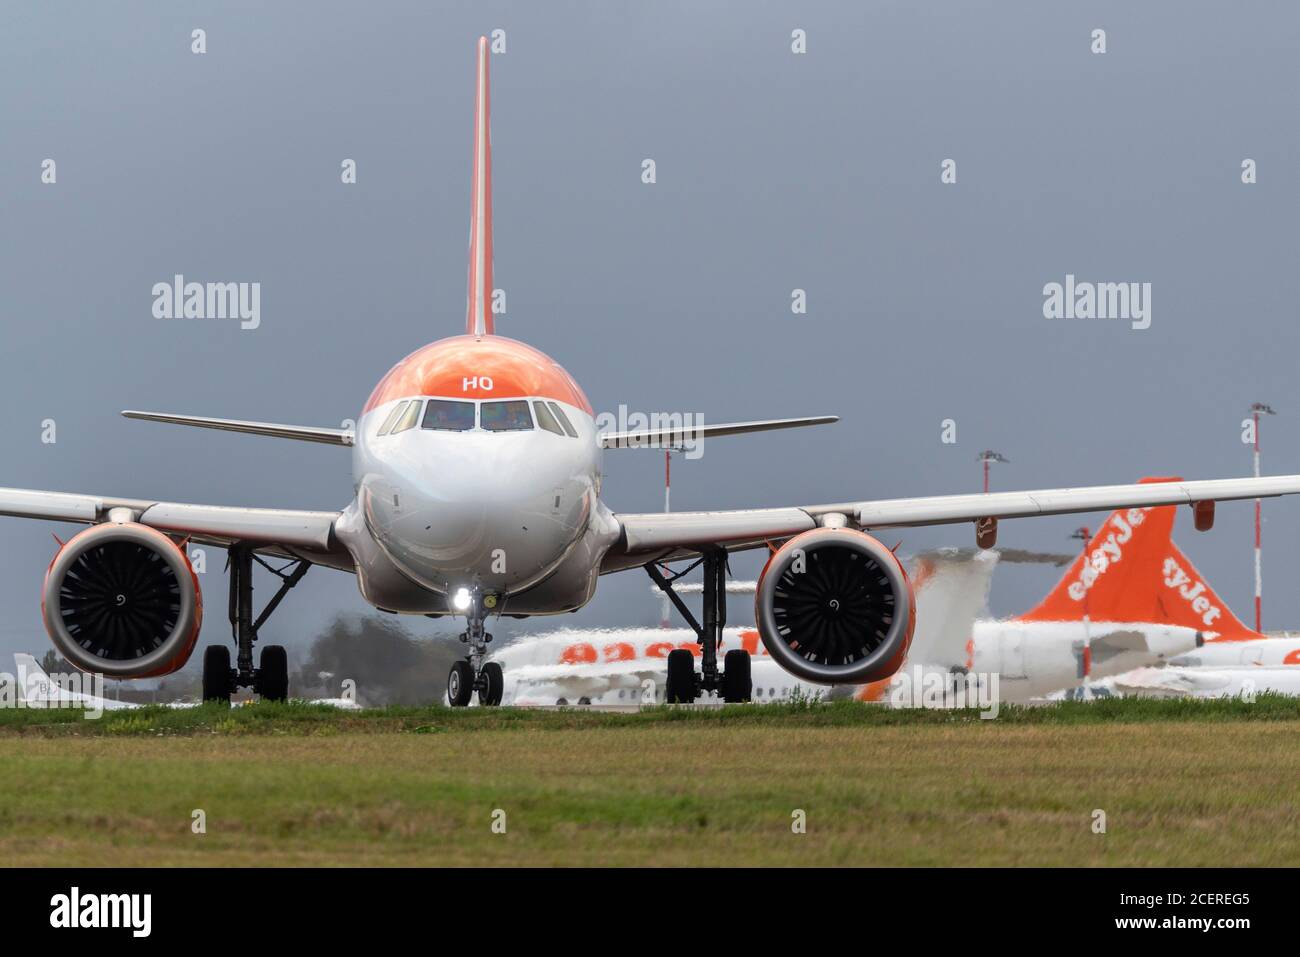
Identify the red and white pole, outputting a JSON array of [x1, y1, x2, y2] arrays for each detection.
[[1253, 408, 1262, 633], [978, 450, 1008, 494], [665, 449, 671, 514], [660, 449, 672, 628], [1246, 403, 1276, 632], [1072, 526, 1092, 682]]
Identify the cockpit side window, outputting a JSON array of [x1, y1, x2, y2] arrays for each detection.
[[421, 399, 477, 432], [533, 400, 565, 436], [547, 401, 578, 438], [481, 400, 533, 432], [377, 400, 410, 436], [391, 399, 422, 434]]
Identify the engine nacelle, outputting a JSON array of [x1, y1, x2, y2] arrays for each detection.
[[42, 523, 203, 678], [755, 528, 915, 685]]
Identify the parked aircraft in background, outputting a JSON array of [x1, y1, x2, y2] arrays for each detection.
[[1107, 666, 1300, 699], [491, 492, 1207, 708], [10, 653, 144, 712], [8, 654, 360, 711]]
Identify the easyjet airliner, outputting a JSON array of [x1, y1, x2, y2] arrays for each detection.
[[5, 39, 1300, 706]]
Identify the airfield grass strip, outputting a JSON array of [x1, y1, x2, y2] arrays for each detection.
[[3, 719, 1299, 865], [0, 693, 1298, 737]]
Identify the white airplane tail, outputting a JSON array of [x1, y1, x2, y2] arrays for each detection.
[[855, 548, 999, 701], [908, 548, 1000, 665], [13, 653, 49, 703], [465, 35, 494, 337]]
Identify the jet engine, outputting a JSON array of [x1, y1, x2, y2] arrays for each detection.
[[42, 523, 203, 678], [755, 528, 915, 684]]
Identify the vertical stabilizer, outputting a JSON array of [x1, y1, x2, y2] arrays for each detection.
[[466, 36, 495, 337], [1017, 477, 1262, 640]]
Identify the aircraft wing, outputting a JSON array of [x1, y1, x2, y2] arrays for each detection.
[[0, 486, 350, 569], [600, 416, 837, 449], [121, 410, 354, 446], [603, 475, 1300, 570]]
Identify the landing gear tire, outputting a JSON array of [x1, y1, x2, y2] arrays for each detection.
[[448, 660, 474, 707], [478, 661, 504, 706], [202, 645, 232, 705], [256, 645, 289, 702], [722, 649, 752, 703], [665, 648, 696, 703]]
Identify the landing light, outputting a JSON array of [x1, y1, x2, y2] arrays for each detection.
[[453, 587, 472, 611]]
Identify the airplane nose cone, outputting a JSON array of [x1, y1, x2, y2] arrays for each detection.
[[362, 430, 587, 595], [384, 471, 522, 571]]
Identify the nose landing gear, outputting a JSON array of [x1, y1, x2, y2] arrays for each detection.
[[446, 587, 504, 707]]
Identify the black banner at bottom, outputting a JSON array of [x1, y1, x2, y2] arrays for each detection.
[[0, 867, 1277, 941]]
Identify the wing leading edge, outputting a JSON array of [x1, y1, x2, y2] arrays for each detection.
[[605, 474, 1300, 568], [0, 486, 346, 566], [121, 411, 353, 446], [600, 416, 837, 449]]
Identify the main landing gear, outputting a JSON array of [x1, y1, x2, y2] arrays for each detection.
[[646, 548, 752, 704], [446, 587, 503, 707], [201, 544, 309, 706]]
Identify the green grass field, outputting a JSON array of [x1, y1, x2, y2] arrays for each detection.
[[2, 698, 1299, 866]]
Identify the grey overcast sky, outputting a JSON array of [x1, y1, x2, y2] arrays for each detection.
[[2, 1, 1299, 666]]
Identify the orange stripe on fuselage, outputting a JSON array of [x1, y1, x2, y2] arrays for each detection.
[[363, 335, 593, 414]]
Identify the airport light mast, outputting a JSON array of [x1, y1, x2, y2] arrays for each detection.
[[978, 450, 1009, 493], [1250, 402, 1276, 632]]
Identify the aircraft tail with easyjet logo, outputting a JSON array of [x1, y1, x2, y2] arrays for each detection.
[[1016, 476, 1262, 642]]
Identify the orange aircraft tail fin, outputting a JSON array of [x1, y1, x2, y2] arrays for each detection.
[[1017, 476, 1262, 641], [1159, 539, 1261, 641], [465, 36, 495, 337]]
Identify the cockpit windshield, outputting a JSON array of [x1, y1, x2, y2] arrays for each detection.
[[422, 400, 476, 431], [480, 400, 533, 432], [377, 400, 410, 436], [391, 400, 422, 434]]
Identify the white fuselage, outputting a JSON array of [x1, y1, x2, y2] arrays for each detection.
[[1168, 636, 1300, 668], [486, 617, 1204, 707], [333, 390, 621, 617], [1106, 665, 1300, 699], [964, 619, 1203, 701], [489, 627, 827, 706]]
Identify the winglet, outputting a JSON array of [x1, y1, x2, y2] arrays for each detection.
[[466, 36, 494, 337]]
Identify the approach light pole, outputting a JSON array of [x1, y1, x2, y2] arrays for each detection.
[[978, 450, 1009, 493], [1249, 402, 1276, 633]]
